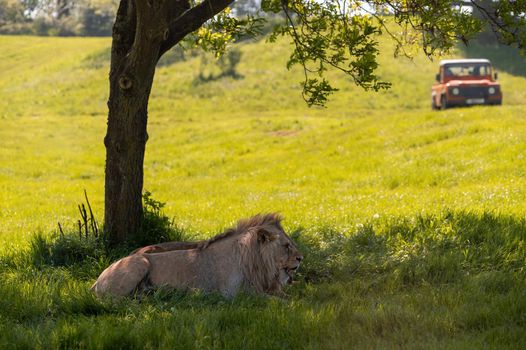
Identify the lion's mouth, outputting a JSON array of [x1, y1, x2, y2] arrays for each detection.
[[284, 265, 300, 284], [285, 269, 294, 284]]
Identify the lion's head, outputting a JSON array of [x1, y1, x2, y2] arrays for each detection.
[[209, 213, 303, 295]]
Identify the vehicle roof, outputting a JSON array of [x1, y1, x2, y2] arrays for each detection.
[[439, 59, 491, 66]]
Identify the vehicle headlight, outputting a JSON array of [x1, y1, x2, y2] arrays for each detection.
[[488, 87, 496, 94], [452, 87, 460, 95]]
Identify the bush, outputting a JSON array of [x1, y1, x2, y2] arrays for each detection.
[[130, 191, 194, 247], [29, 232, 105, 268], [23, 191, 196, 268], [78, 6, 113, 36]]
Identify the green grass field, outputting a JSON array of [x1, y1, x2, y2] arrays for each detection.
[[1, 32, 525, 349]]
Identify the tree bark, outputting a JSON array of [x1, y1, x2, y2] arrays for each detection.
[[104, 0, 161, 245], [104, 0, 234, 245]]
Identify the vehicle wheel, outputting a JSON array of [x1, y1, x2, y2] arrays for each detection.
[[440, 95, 448, 110], [488, 100, 502, 106]]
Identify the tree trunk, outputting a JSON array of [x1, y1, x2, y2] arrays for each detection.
[[103, 0, 234, 245], [104, 81, 152, 245], [104, 0, 161, 245]]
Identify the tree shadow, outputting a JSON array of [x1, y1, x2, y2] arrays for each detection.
[[193, 71, 244, 85], [459, 42, 526, 77], [294, 210, 526, 287]]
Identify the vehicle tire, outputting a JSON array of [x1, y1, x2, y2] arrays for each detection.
[[488, 100, 502, 106], [431, 97, 437, 110], [440, 95, 448, 110]]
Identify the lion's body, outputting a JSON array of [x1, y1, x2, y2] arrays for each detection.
[[91, 214, 302, 298], [147, 240, 244, 296]]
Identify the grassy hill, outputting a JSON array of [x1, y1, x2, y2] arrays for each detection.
[[0, 32, 525, 348]]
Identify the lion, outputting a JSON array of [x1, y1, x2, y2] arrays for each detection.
[[91, 213, 303, 298]]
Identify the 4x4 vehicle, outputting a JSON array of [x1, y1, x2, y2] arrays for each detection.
[[432, 59, 502, 110]]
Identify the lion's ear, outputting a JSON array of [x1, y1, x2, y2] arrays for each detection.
[[257, 227, 278, 243]]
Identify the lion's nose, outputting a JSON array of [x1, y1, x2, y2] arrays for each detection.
[[296, 256, 303, 262]]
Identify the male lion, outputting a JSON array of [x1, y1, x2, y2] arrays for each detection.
[[91, 213, 303, 298]]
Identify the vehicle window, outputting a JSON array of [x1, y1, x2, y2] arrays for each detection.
[[444, 64, 491, 77]]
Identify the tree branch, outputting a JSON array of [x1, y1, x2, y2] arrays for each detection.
[[158, 0, 235, 58], [131, 0, 164, 65], [110, 0, 136, 72]]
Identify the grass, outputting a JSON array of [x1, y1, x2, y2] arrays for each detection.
[[0, 211, 525, 348], [1, 29, 526, 348]]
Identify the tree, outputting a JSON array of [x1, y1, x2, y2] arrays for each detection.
[[103, 0, 526, 245], [78, 4, 114, 36], [0, 0, 30, 33]]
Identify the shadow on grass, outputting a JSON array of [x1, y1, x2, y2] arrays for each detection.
[[459, 42, 526, 77], [294, 210, 526, 288], [0, 211, 525, 348], [1, 211, 525, 319]]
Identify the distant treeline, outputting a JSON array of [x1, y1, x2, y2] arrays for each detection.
[[0, 0, 262, 37], [0, 0, 115, 36]]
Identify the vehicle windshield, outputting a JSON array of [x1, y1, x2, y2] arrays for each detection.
[[444, 63, 491, 77]]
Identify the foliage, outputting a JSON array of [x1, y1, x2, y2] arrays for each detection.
[[0, 0, 115, 36], [194, 8, 265, 57], [258, 0, 483, 105], [479, 1, 526, 50], [0, 0, 29, 31], [77, 5, 113, 36], [266, 0, 391, 105], [28, 231, 106, 267], [25, 192, 105, 268], [131, 191, 195, 248]]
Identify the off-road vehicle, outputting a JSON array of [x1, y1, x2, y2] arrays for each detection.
[[432, 59, 502, 110]]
